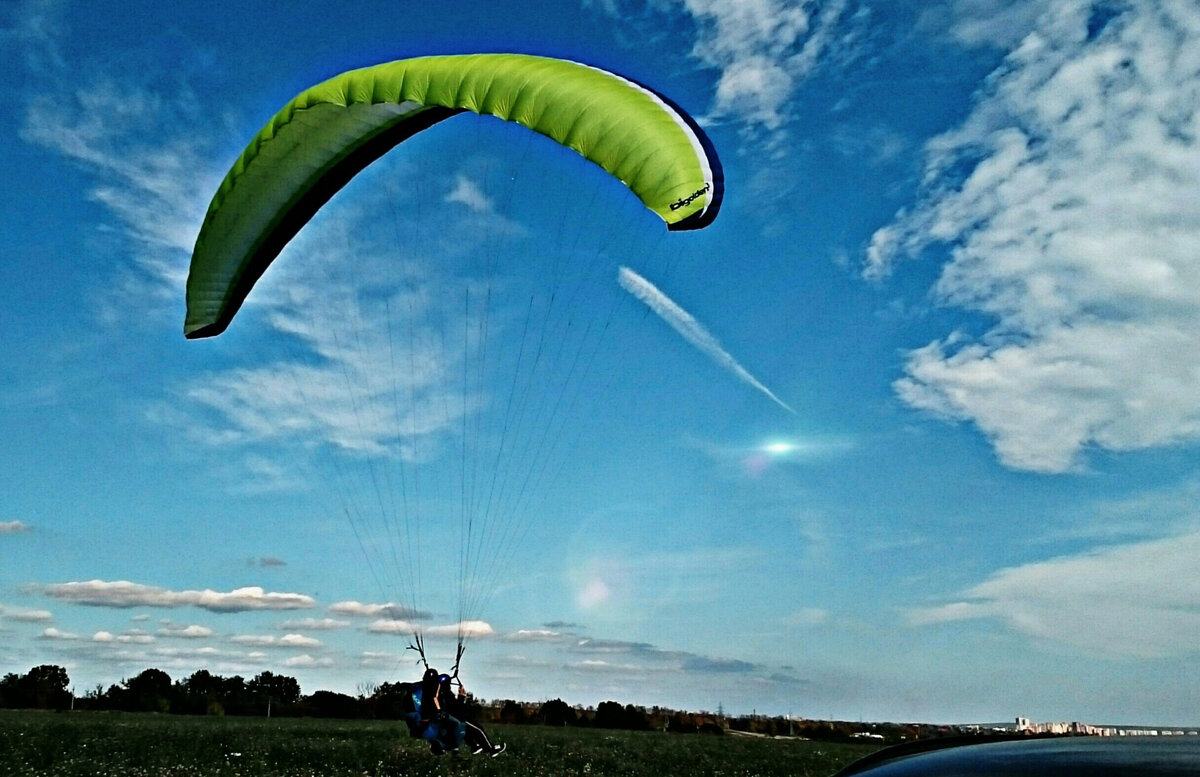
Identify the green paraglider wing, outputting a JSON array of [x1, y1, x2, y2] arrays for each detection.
[[185, 53, 723, 338]]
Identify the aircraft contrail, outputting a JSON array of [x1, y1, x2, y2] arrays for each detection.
[[618, 266, 794, 414]]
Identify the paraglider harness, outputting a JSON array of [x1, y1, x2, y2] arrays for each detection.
[[402, 635, 469, 754]]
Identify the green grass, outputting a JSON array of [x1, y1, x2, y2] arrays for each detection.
[[0, 711, 880, 776]]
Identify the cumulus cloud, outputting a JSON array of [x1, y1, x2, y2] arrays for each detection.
[[41, 580, 315, 612], [284, 654, 334, 668], [0, 520, 30, 534], [157, 624, 213, 638], [908, 531, 1200, 659], [688, 0, 854, 133], [868, 2, 1200, 472], [40, 627, 78, 640], [367, 619, 494, 638], [92, 630, 154, 644], [359, 650, 405, 668], [278, 617, 350, 631], [230, 633, 322, 648], [499, 629, 566, 643], [1, 606, 53, 622], [330, 601, 431, 620]]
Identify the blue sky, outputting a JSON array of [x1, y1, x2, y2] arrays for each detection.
[[2, 0, 1199, 725]]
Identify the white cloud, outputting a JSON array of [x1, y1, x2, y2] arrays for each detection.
[[359, 650, 405, 668], [868, 2, 1200, 472], [229, 634, 277, 647], [593, 0, 858, 143], [41, 580, 315, 612], [908, 531, 1200, 659], [284, 654, 333, 668], [365, 618, 419, 634], [157, 624, 214, 638], [366, 619, 493, 639], [921, 0, 1050, 49], [18, 76, 218, 325], [330, 601, 430, 620], [1, 606, 52, 622], [230, 633, 322, 648], [570, 658, 647, 674], [500, 629, 565, 643], [279, 633, 322, 648], [40, 627, 78, 640], [445, 174, 493, 213], [0, 520, 30, 534], [92, 630, 154, 644], [278, 617, 350, 631]]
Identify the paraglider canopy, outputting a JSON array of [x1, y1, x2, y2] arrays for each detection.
[[182, 51, 724, 682], [185, 53, 723, 339]]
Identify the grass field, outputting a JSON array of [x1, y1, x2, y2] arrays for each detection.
[[0, 710, 881, 776]]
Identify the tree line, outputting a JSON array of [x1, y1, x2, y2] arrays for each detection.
[[3, 663, 965, 744], [0, 665, 723, 733]]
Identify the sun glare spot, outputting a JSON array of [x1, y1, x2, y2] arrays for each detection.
[[577, 578, 611, 609]]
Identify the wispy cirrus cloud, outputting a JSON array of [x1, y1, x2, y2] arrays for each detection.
[[908, 531, 1200, 659], [40, 580, 315, 612], [868, 1, 1200, 472], [18, 76, 218, 324]]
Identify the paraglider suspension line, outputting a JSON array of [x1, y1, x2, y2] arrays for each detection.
[[407, 632, 429, 671]]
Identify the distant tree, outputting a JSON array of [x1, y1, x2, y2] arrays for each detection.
[[221, 675, 249, 714], [594, 700, 626, 729], [247, 671, 300, 715], [369, 681, 415, 719], [668, 712, 699, 734], [623, 703, 650, 730], [0, 673, 20, 708], [499, 699, 527, 724], [302, 690, 361, 718], [124, 668, 173, 712], [456, 689, 484, 722], [539, 698, 576, 726], [0, 665, 73, 710], [178, 669, 225, 715]]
